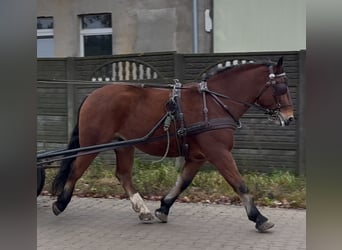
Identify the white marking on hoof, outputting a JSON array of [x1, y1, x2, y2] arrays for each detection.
[[256, 221, 275, 233], [155, 210, 168, 223], [130, 193, 153, 220], [131, 201, 140, 213]]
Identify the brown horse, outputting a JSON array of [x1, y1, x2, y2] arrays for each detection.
[[51, 57, 293, 232]]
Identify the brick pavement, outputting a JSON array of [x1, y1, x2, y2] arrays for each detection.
[[37, 196, 306, 250]]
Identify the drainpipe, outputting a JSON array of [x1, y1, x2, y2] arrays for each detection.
[[193, 0, 199, 53]]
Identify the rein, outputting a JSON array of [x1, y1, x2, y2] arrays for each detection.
[[37, 111, 172, 166], [198, 65, 289, 127], [38, 79, 187, 90], [198, 81, 269, 126]]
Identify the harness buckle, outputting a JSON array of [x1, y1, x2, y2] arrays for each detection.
[[199, 81, 208, 92], [269, 73, 275, 79], [237, 120, 242, 129], [173, 79, 181, 86], [163, 113, 173, 131], [172, 79, 182, 99], [177, 128, 187, 137]]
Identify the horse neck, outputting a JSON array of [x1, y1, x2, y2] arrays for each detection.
[[206, 64, 268, 117]]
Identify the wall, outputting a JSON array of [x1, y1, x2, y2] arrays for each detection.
[[213, 0, 306, 52], [37, 0, 305, 55], [37, 0, 212, 57]]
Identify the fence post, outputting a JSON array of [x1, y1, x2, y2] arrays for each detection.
[[66, 57, 75, 139], [297, 50, 306, 176], [174, 53, 185, 82], [174, 53, 185, 168]]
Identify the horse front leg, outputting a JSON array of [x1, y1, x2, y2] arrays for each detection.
[[115, 147, 154, 222], [198, 132, 274, 232], [155, 158, 205, 223]]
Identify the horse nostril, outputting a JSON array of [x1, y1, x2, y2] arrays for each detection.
[[288, 116, 294, 122]]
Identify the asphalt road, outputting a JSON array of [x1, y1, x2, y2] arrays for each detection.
[[37, 196, 306, 250]]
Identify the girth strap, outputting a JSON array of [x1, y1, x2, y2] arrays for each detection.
[[178, 117, 238, 137]]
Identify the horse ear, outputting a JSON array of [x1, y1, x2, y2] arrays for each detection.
[[277, 57, 284, 67]]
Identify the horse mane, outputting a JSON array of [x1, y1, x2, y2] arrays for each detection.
[[202, 60, 275, 81]]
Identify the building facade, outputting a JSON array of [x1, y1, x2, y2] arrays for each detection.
[[37, 0, 305, 57], [213, 0, 306, 53], [37, 0, 212, 57]]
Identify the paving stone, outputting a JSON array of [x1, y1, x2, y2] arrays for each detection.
[[37, 196, 306, 250]]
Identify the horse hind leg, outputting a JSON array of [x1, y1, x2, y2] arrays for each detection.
[[115, 147, 154, 223], [52, 153, 97, 215]]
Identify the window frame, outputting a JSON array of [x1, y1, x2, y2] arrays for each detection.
[[37, 29, 54, 37], [79, 14, 113, 57], [37, 17, 55, 58]]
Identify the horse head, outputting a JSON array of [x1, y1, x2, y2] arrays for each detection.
[[255, 57, 294, 126]]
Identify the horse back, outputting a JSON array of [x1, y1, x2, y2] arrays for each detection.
[[78, 84, 170, 143]]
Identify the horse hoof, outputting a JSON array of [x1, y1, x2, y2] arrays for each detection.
[[139, 213, 154, 223], [155, 210, 168, 223], [52, 202, 62, 216], [256, 221, 275, 233]]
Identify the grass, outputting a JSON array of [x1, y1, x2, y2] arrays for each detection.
[[42, 159, 306, 209]]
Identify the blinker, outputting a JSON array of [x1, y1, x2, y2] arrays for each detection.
[[273, 83, 288, 96]]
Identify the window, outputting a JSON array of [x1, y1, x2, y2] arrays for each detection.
[[37, 17, 54, 57], [80, 13, 112, 57]]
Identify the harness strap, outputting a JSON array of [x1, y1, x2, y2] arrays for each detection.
[[166, 80, 189, 157], [199, 81, 209, 123], [178, 117, 238, 137], [169, 80, 242, 158], [175, 92, 190, 156], [198, 74, 287, 120], [207, 91, 241, 125]]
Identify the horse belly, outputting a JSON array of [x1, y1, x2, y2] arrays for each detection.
[[135, 138, 180, 158], [119, 112, 181, 157]]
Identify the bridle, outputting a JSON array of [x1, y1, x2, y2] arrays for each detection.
[[198, 64, 291, 127], [254, 65, 292, 126], [255, 65, 288, 105]]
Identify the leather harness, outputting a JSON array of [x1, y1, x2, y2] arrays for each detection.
[[163, 80, 239, 158], [161, 64, 289, 158]]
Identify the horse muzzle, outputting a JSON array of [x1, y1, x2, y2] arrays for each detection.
[[268, 111, 294, 127], [277, 112, 294, 127]]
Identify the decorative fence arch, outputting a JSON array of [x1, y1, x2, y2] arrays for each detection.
[[90, 59, 165, 82]]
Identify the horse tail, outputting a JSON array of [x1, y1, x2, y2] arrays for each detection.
[[51, 97, 86, 196]]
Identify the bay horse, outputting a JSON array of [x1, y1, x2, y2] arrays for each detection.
[[51, 57, 294, 232]]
